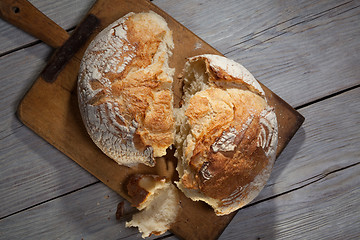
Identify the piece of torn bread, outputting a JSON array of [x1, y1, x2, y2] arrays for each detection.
[[174, 54, 278, 216], [77, 11, 175, 167], [126, 174, 180, 238]]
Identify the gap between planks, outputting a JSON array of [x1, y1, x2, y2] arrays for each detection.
[[1, 156, 357, 240], [240, 161, 360, 211], [295, 84, 360, 110], [0, 181, 100, 221], [1, 0, 359, 236], [0, 26, 75, 58], [0, 0, 155, 57], [1, 27, 359, 221], [1, 54, 357, 224]]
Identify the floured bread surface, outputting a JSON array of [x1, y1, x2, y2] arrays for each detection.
[[78, 11, 175, 167], [175, 54, 278, 215], [126, 174, 180, 238]]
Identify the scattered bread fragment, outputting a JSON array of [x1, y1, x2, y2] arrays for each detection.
[[125, 174, 180, 238]]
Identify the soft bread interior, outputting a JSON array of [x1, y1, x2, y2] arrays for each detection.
[[174, 59, 221, 209], [126, 175, 179, 238], [174, 60, 208, 163]]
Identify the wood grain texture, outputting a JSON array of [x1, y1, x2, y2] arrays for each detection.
[[1, 85, 358, 240], [0, 181, 171, 240], [0, 0, 96, 55], [220, 163, 360, 239], [0, 0, 359, 239], [0, 0, 69, 48], [218, 87, 360, 239], [17, 1, 284, 239], [0, 43, 97, 218], [153, 0, 360, 107], [253, 87, 360, 203]]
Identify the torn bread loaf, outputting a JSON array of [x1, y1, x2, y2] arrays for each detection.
[[77, 11, 175, 167], [78, 10, 278, 217], [174, 54, 278, 216], [126, 174, 180, 238]]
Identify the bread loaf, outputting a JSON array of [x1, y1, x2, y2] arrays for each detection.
[[78, 11, 278, 218], [174, 54, 278, 215], [78, 11, 175, 167]]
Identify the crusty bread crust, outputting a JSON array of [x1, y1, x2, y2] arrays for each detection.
[[175, 55, 278, 215], [127, 174, 167, 210], [78, 11, 278, 216], [78, 12, 175, 167]]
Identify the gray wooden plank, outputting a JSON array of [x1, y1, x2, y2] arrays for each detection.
[[153, 0, 360, 107], [0, 182, 171, 240], [0, 1, 359, 238], [0, 43, 97, 219], [0, 0, 96, 55], [255, 87, 360, 203], [1, 86, 359, 239], [219, 162, 360, 239], [218, 87, 360, 239]]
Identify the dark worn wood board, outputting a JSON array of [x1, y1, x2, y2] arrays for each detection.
[[16, 0, 304, 239]]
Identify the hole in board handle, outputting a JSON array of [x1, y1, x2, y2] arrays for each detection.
[[12, 6, 20, 14]]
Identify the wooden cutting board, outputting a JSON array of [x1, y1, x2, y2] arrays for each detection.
[[17, 0, 304, 239]]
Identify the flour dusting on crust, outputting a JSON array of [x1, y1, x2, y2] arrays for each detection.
[[78, 12, 175, 167], [175, 54, 278, 216]]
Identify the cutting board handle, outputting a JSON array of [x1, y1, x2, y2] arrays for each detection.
[[0, 0, 69, 48]]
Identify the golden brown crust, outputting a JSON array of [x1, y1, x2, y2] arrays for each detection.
[[183, 88, 268, 200], [126, 174, 166, 208], [176, 54, 278, 215], [78, 12, 175, 167]]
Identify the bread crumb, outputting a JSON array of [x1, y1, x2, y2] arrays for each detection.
[[116, 201, 125, 220], [125, 175, 180, 238]]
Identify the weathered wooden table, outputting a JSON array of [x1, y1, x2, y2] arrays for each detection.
[[1, 0, 359, 239]]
